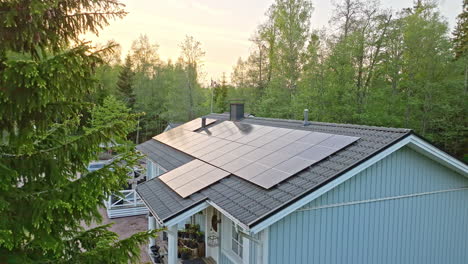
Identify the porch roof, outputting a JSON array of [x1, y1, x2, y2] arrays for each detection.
[[136, 113, 411, 228]]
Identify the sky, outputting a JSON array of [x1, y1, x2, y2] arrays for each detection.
[[86, 0, 463, 83]]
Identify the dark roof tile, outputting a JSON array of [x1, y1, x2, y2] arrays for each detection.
[[136, 114, 411, 227]]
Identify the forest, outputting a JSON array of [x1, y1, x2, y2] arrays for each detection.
[[95, 0, 467, 159]]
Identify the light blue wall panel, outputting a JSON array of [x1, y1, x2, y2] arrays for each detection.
[[220, 252, 235, 264], [248, 233, 260, 264], [268, 146, 468, 264], [303, 147, 468, 209]]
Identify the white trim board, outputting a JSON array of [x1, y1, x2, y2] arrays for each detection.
[[207, 200, 250, 231], [250, 134, 468, 234], [164, 202, 209, 227], [407, 136, 467, 177]]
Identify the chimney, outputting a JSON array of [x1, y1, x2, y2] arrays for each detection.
[[303, 109, 310, 126], [201, 116, 207, 127], [230, 100, 244, 121]]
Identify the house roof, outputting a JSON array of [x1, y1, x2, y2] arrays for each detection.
[[136, 139, 193, 171], [136, 113, 412, 228]]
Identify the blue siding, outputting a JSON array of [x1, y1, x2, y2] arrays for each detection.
[[268, 147, 468, 264], [220, 252, 235, 264], [249, 233, 260, 264]]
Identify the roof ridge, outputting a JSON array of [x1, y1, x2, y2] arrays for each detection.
[[243, 116, 412, 133]]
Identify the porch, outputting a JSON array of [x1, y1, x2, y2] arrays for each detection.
[[147, 205, 221, 263], [147, 204, 266, 264]]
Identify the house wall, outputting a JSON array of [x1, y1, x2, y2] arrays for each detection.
[[268, 146, 468, 264]]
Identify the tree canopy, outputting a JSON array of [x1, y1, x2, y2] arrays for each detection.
[[0, 0, 155, 263]]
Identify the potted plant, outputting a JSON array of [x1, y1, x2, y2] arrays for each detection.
[[189, 239, 199, 249], [180, 247, 191, 260], [196, 231, 204, 243], [178, 230, 186, 239], [192, 224, 200, 231], [188, 229, 196, 239]]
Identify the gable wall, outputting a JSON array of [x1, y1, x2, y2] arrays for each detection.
[[267, 146, 468, 264]]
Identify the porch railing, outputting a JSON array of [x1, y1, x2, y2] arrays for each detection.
[[104, 189, 148, 218]]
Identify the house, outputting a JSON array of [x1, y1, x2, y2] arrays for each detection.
[[136, 103, 468, 264]]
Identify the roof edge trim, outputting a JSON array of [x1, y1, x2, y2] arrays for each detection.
[[164, 201, 209, 227], [135, 188, 164, 226], [407, 135, 468, 177]]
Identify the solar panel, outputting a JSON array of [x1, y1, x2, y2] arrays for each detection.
[[235, 162, 270, 180], [274, 156, 311, 174], [222, 158, 252, 173], [155, 118, 360, 196], [298, 145, 337, 161], [242, 148, 274, 162], [160, 160, 230, 198], [297, 132, 333, 145], [317, 134, 359, 149], [210, 153, 238, 167], [229, 145, 256, 157], [257, 151, 294, 167], [249, 168, 290, 189]]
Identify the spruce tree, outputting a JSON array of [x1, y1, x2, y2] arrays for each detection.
[[214, 73, 228, 113], [453, 0, 467, 59], [117, 55, 136, 109], [0, 1, 155, 263]]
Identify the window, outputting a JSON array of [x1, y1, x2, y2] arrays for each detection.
[[231, 222, 243, 258]]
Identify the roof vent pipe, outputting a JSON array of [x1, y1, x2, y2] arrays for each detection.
[[303, 109, 310, 126], [201, 116, 207, 128]]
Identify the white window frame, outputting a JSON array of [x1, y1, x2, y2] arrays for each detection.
[[231, 222, 244, 258], [221, 215, 247, 264]]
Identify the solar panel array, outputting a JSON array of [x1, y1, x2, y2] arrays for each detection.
[[159, 159, 230, 198], [155, 118, 359, 197]]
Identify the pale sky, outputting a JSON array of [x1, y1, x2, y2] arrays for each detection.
[[86, 0, 462, 82]]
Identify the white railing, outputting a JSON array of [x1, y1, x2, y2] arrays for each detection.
[[105, 189, 148, 218]]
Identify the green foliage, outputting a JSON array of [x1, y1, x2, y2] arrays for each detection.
[[232, 0, 467, 159], [213, 73, 229, 113], [116, 55, 136, 109], [453, 0, 468, 59], [90, 95, 139, 145], [0, 0, 155, 263]]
